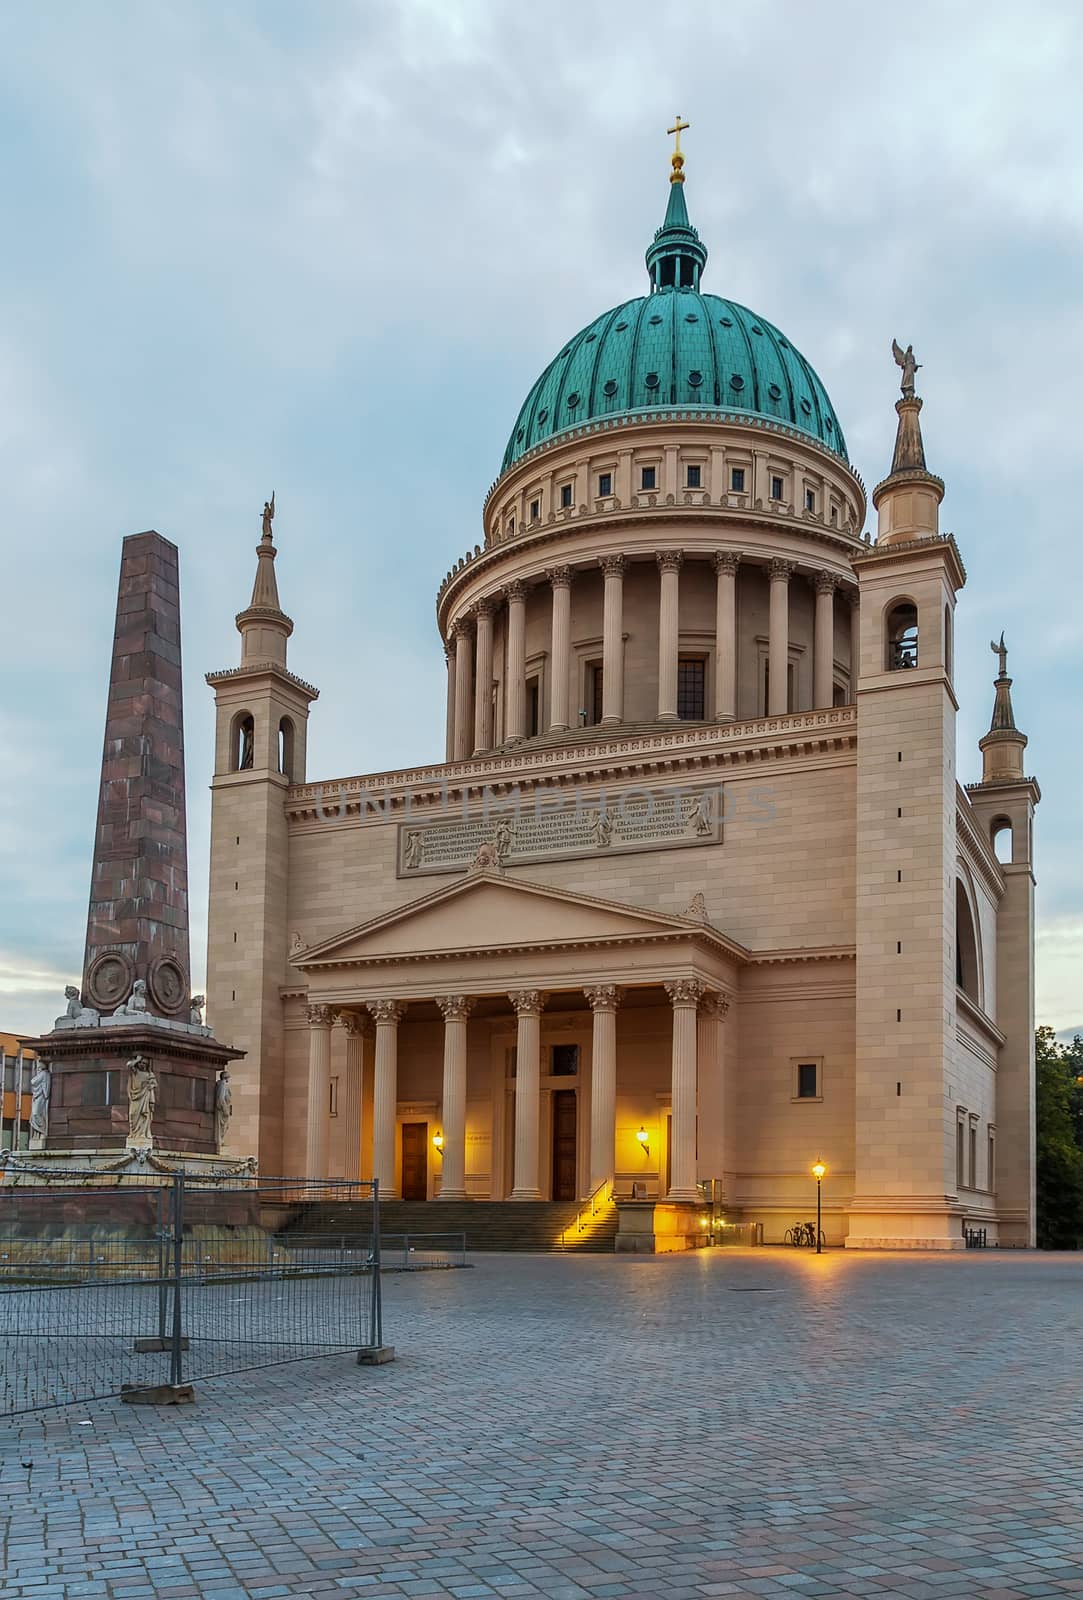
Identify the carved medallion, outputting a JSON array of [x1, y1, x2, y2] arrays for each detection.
[[85, 950, 135, 1012], [148, 955, 188, 1016]]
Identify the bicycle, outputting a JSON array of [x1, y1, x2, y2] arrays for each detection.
[[784, 1221, 826, 1248]]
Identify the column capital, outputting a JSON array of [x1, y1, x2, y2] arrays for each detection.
[[436, 994, 476, 1021], [546, 564, 574, 589], [664, 978, 705, 1008], [508, 989, 546, 1017], [451, 615, 474, 641], [306, 1003, 333, 1027], [768, 558, 796, 583], [714, 550, 741, 576], [334, 1009, 372, 1037], [504, 579, 528, 604], [599, 553, 625, 579], [700, 992, 730, 1020], [583, 984, 622, 1013], [368, 998, 406, 1025], [656, 549, 684, 574], [846, 587, 861, 611], [444, 639, 455, 665], [472, 596, 497, 621], [814, 569, 840, 596]]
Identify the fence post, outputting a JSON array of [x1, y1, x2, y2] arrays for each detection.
[[170, 1173, 185, 1386], [122, 1172, 194, 1404], [357, 1177, 394, 1365]]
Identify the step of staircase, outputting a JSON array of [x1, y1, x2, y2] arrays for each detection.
[[273, 1199, 618, 1254]]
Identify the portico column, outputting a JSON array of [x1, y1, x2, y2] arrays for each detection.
[[436, 995, 474, 1201], [444, 642, 455, 761], [697, 993, 729, 1191], [368, 999, 405, 1197], [505, 580, 528, 742], [584, 985, 620, 1194], [848, 591, 860, 702], [714, 551, 740, 721], [813, 571, 838, 710], [336, 1011, 368, 1184], [472, 599, 495, 754], [599, 554, 625, 725], [767, 559, 795, 716], [452, 619, 473, 762], [509, 990, 545, 1199], [656, 550, 683, 721], [304, 1004, 333, 1179], [547, 566, 573, 732], [664, 979, 704, 1200]]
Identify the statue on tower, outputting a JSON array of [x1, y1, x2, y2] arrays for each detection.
[[261, 491, 275, 541], [892, 339, 921, 400], [991, 631, 1009, 678]]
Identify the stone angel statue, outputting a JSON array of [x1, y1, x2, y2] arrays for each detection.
[[991, 632, 1008, 677], [261, 490, 275, 540], [892, 339, 921, 400]]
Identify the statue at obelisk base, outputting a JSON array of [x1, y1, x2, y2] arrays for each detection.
[[3, 530, 247, 1184]]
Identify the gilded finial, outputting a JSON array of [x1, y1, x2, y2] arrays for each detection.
[[667, 114, 690, 183]]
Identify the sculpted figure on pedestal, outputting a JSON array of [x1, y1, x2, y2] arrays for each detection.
[[56, 984, 100, 1029], [29, 1063, 51, 1147], [214, 1068, 233, 1151], [112, 978, 149, 1019], [892, 338, 921, 399], [126, 1055, 157, 1148]]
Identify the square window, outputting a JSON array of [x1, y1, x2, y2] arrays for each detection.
[[731, 467, 746, 492], [771, 474, 784, 501], [329, 1077, 339, 1117], [796, 1062, 819, 1099], [551, 1044, 579, 1076], [686, 464, 701, 488], [641, 465, 657, 491], [529, 498, 540, 521], [589, 661, 604, 725], [598, 472, 612, 497], [560, 483, 573, 509], [527, 677, 540, 737], [805, 488, 816, 512]]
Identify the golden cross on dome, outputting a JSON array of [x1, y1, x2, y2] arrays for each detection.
[[667, 114, 690, 155]]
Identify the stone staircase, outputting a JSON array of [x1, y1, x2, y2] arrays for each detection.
[[274, 1199, 618, 1254]]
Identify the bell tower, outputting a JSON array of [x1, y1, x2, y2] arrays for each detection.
[[848, 352, 967, 1249], [205, 497, 318, 1170]]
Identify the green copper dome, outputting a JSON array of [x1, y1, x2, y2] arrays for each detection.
[[501, 174, 847, 474]]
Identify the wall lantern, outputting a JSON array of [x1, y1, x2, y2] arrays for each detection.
[[635, 1126, 650, 1158]]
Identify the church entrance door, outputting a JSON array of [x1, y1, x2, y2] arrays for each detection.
[[401, 1121, 428, 1201], [551, 1090, 577, 1201]]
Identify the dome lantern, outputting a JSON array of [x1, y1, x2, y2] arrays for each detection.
[[646, 118, 707, 292]]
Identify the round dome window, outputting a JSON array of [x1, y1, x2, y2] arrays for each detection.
[[688, 370, 703, 387], [767, 383, 782, 401], [800, 398, 812, 415], [685, 313, 699, 323], [729, 374, 745, 392], [751, 325, 763, 335], [567, 391, 580, 408], [603, 379, 618, 397], [720, 317, 733, 328], [644, 372, 660, 390], [584, 332, 597, 343], [537, 407, 549, 424], [615, 321, 628, 332], [516, 427, 524, 442]]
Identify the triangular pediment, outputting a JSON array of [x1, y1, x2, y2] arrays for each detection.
[[297, 872, 746, 968]]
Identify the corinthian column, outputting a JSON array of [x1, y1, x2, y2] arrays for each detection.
[[368, 999, 405, 1197], [444, 641, 455, 761], [813, 571, 838, 710], [599, 554, 625, 725], [453, 619, 473, 762], [584, 985, 620, 1194], [304, 1004, 333, 1180], [664, 979, 704, 1201], [714, 551, 740, 721], [472, 599, 495, 754], [436, 995, 474, 1201], [547, 566, 573, 732], [697, 993, 729, 1192], [336, 1011, 369, 1183], [848, 591, 860, 701], [509, 990, 545, 1199], [505, 580, 528, 742], [767, 559, 795, 716], [656, 551, 683, 721]]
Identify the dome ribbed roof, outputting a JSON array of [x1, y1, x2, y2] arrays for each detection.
[[499, 172, 847, 475]]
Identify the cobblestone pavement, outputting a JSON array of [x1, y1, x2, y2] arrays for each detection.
[[4, 1249, 1083, 1600]]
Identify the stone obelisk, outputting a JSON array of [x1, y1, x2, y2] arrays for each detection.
[[8, 532, 244, 1176]]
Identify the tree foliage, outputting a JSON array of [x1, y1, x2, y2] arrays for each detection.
[[1036, 1025, 1083, 1248]]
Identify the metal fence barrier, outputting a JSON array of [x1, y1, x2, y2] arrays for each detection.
[[0, 1174, 391, 1416]]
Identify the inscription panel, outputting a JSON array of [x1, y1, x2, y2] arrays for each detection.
[[397, 785, 722, 877]]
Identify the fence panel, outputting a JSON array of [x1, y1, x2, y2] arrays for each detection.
[[0, 1174, 386, 1416]]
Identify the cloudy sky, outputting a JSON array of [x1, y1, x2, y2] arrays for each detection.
[[1, 0, 1080, 1038]]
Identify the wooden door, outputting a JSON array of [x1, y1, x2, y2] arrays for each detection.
[[551, 1090, 577, 1201], [401, 1121, 428, 1201]]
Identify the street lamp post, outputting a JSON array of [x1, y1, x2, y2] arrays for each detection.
[[811, 1159, 826, 1253]]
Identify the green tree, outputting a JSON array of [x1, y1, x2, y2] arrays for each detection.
[[1036, 1025, 1083, 1248]]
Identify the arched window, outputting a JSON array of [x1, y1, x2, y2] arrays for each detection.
[[991, 816, 1013, 865], [955, 879, 980, 1003], [232, 712, 255, 772], [278, 716, 295, 781], [944, 604, 953, 679], [886, 601, 918, 671]]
